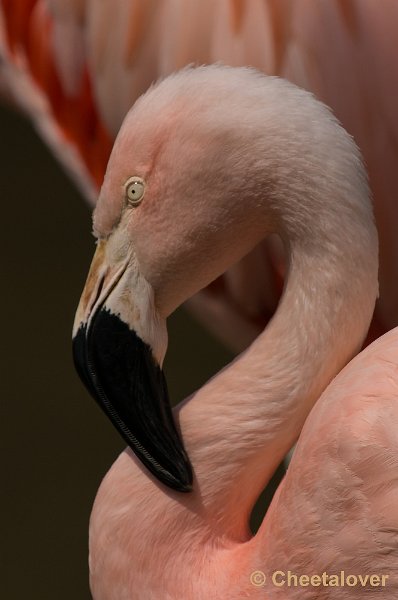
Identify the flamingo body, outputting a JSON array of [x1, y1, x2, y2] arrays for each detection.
[[69, 65, 398, 598], [89, 329, 398, 599]]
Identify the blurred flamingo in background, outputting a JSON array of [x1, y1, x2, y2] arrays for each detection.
[[72, 65, 398, 599], [0, 0, 397, 353]]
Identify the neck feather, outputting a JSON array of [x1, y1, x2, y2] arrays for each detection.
[[177, 221, 377, 538]]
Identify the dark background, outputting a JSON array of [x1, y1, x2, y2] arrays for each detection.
[[2, 103, 280, 599]]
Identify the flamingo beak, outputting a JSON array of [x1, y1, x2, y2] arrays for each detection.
[[72, 241, 193, 493]]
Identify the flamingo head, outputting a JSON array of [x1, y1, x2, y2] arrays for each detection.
[[72, 65, 376, 493], [72, 66, 278, 492]]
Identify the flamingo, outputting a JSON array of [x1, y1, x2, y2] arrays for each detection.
[[0, 0, 397, 353], [72, 65, 398, 598]]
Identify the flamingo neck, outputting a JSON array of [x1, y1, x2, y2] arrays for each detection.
[[176, 235, 377, 539]]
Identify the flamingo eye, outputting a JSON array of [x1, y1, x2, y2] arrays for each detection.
[[125, 176, 146, 206]]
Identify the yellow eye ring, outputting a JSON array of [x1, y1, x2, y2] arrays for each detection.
[[125, 176, 146, 206]]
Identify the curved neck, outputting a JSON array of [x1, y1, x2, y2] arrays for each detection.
[[176, 230, 377, 539]]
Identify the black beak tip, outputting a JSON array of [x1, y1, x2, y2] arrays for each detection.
[[72, 310, 195, 494], [164, 465, 193, 493], [148, 447, 193, 493], [179, 483, 193, 493], [167, 477, 193, 494]]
